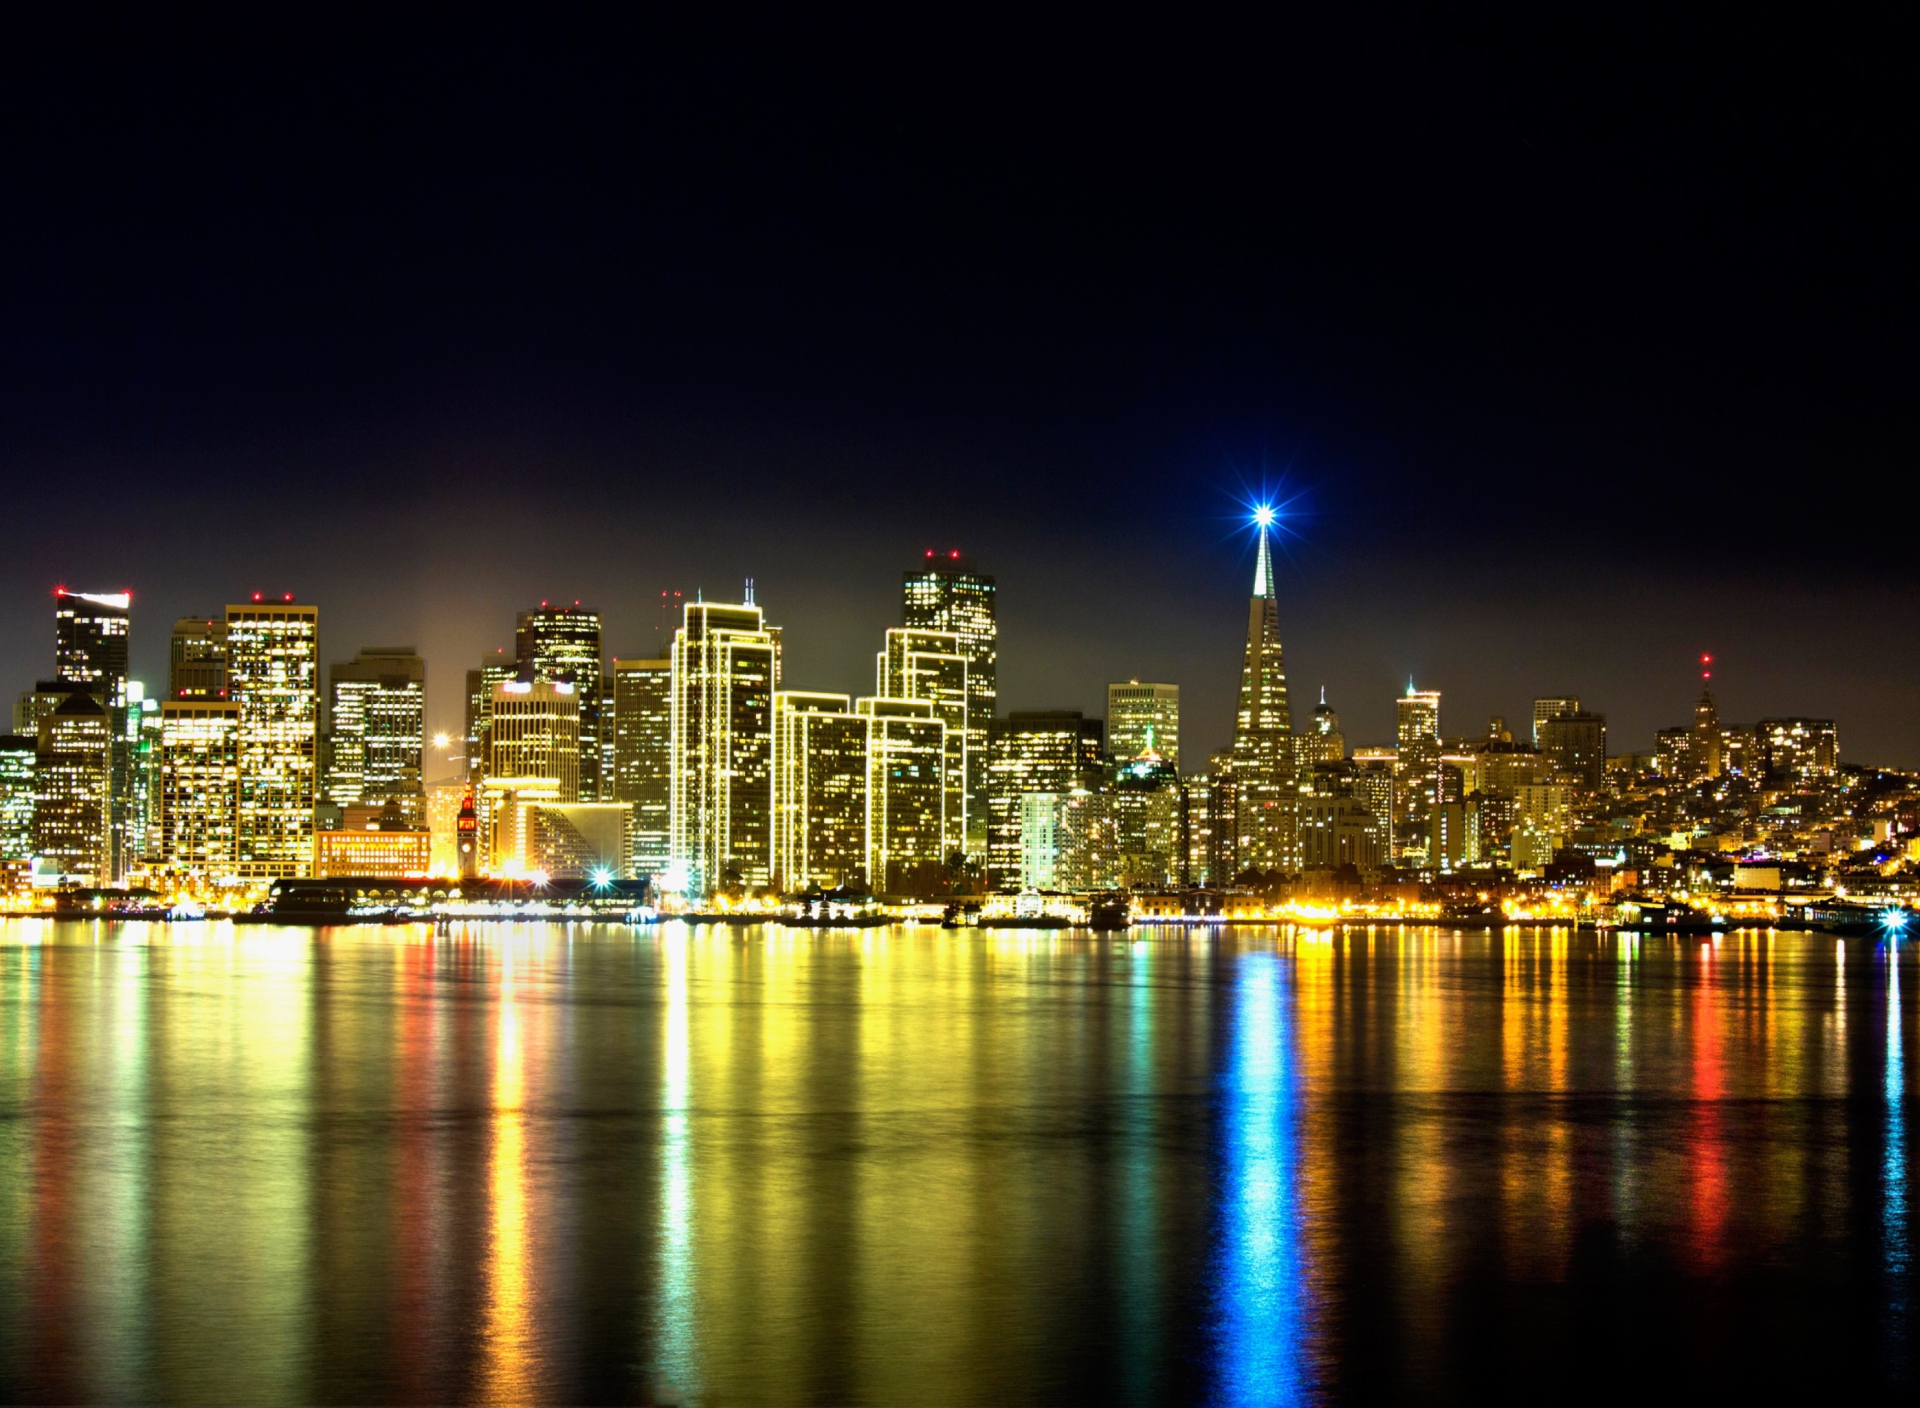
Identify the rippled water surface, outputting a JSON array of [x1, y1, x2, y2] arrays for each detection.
[[0, 919, 1913, 1404]]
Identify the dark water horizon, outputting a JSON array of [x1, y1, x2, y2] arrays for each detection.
[[0, 919, 1912, 1404]]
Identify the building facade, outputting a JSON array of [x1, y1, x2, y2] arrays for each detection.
[[516, 605, 605, 799], [771, 692, 868, 891], [984, 711, 1105, 888], [161, 701, 241, 877], [227, 600, 319, 878], [1107, 681, 1180, 770], [670, 599, 778, 894], [327, 647, 426, 815], [169, 617, 227, 700], [1231, 526, 1294, 869], [903, 554, 995, 852], [33, 692, 113, 881], [859, 695, 946, 896], [610, 656, 673, 875]]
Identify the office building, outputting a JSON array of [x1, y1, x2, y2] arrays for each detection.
[[516, 604, 605, 799], [1512, 783, 1572, 872], [0, 735, 36, 886], [55, 590, 130, 705], [1395, 684, 1443, 832], [1350, 754, 1396, 861], [771, 692, 868, 891], [14, 683, 71, 737], [465, 649, 516, 788], [226, 599, 319, 879], [1538, 711, 1607, 788], [1231, 522, 1294, 868], [169, 617, 227, 700], [1301, 687, 1344, 766], [483, 678, 582, 872], [124, 684, 160, 866], [1298, 792, 1387, 872], [878, 628, 969, 854], [1019, 792, 1065, 891], [1056, 790, 1122, 891], [327, 647, 426, 816], [1112, 750, 1180, 888], [1757, 718, 1840, 780], [1180, 776, 1213, 887], [33, 692, 113, 881], [858, 695, 946, 895], [1206, 748, 1239, 883], [1430, 800, 1481, 872], [610, 656, 674, 874], [984, 711, 1105, 888], [425, 775, 468, 875], [520, 803, 631, 879], [670, 597, 779, 894], [1108, 681, 1180, 769], [903, 553, 996, 851], [1532, 696, 1581, 748], [161, 700, 241, 877]]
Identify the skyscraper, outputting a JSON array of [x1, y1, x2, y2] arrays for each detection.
[[1395, 684, 1443, 846], [771, 692, 868, 891], [465, 649, 516, 790], [1302, 687, 1345, 766], [0, 735, 36, 887], [878, 627, 969, 855], [169, 617, 227, 699], [1532, 696, 1580, 748], [984, 711, 1104, 887], [903, 553, 995, 852], [1231, 517, 1293, 869], [160, 701, 240, 876], [54, 590, 130, 705], [484, 679, 582, 872], [610, 656, 674, 875], [1107, 681, 1180, 768], [670, 597, 778, 894], [327, 647, 426, 816], [33, 692, 113, 881], [226, 598, 319, 879], [858, 694, 946, 896], [516, 604, 604, 799], [1538, 710, 1607, 788]]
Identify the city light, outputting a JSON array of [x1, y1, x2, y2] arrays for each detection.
[[1253, 504, 1276, 528]]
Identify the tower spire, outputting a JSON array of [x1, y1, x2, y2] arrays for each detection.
[[1252, 522, 1273, 598]]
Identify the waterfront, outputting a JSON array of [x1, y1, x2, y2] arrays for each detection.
[[0, 920, 1911, 1404]]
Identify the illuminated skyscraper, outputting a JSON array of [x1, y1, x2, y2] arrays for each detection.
[[33, 692, 112, 881], [610, 656, 674, 875], [984, 711, 1104, 887], [169, 617, 227, 700], [484, 679, 582, 871], [1532, 696, 1580, 748], [878, 627, 969, 855], [326, 647, 426, 816], [1302, 687, 1345, 766], [160, 701, 240, 876], [1394, 683, 1443, 837], [771, 692, 868, 891], [55, 589, 130, 706], [903, 553, 995, 852], [1231, 515, 1293, 868], [226, 598, 319, 879], [0, 735, 35, 887], [1107, 681, 1180, 769], [1538, 710, 1607, 788], [516, 604, 605, 799], [465, 649, 516, 789], [858, 695, 946, 896], [670, 597, 778, 894]]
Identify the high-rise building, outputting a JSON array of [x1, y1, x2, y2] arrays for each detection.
[[1206, 748, 1239, 883], [0, 735, 36, 886], [1112, 750, 1181, 887], [55, 590, 130, 705], [14, 682, 71, 737], [1532, 696, 1580, 748], [858, 695, 947, 895], [160, 701, 240, 876], [878, 627, 969, 855], [516, 604, 605, 799], [169, 617, 227, 700], [984, 711, 1104, 887], [327, 647, 426, 816], [1298, 792, 1387, 872], [226, 598, 319, 879], [124, 684, 161, 866], [1538, 711, 1607, 788], [33, 692, 113, 881], [1302, 687, 1345, 766], [1180, 775, 1213, 887], [1108, 681, 1180, 769], [465, 649, 516, 789], [1757, 718, 1839, 780], [1395, 684, 1442, 836], [771, 692, 868, 892], [670, 597, 779, 894], [1691, 691, 1724, 780], [610, 657, 674, 875], [484, 679, 582, 872], [903, 553, 995, 852], [1231, 522, 1293, 868]]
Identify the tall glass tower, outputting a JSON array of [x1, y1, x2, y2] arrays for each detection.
[[902, 552, 995, 854], [516, 604, 604, 800], [1230, 515, 1293, 870]]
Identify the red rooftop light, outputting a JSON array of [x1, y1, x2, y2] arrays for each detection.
[[253, 592, 262, 601]]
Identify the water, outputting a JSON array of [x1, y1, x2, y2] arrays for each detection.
[[0, 919, 1911, 1404]]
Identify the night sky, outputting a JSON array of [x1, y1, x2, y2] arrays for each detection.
[[3, 15, 1911, 766]]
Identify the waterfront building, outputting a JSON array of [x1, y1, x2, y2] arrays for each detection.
[[669, 597, 778, 894], [312, 800, 431, 878], [424, 775, 468, 875], [771, 692, 868, 892], [1180, 775, 1213, 887], [226, 599, 319, 879], [169, 617, 227, 699], [858, 695, 946, 895], [1298, 791, 1387, 872], [1231, 520, 1295, 869], [1107, 681, 1180, 770], [1757, 718, 1839, 780], [610, 656, 674, 874], [33, 692, 113, 881], [1019, 792, 1064, 890], [1538, 710, 1607, 788], [984, 711, 1104, 888], [521, 802, 632, 879], [487, 679, 581, 799], [124, 684, 161, 865], [1532, 696, 1581, 748], [0, 735, 35, 887], [160, 701, 240, 876], [1113, 748, 1180, 888], [1206, 748, 1239, 883], [878, 628, 969, 854], [1056, 790, 1121, 891], [326, 647, 426, 818], [465, 649, 516, 788], [903, 553, 995, 851], [516, 604, 605, 799]]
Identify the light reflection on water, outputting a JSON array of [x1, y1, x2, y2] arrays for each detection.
[[0, 919, 1913, 1403]]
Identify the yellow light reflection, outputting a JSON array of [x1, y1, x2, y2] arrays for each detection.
[[478, 933, 532, 1405]]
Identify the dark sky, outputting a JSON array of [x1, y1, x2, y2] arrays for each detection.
[[3, 14, 1913, 766]]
